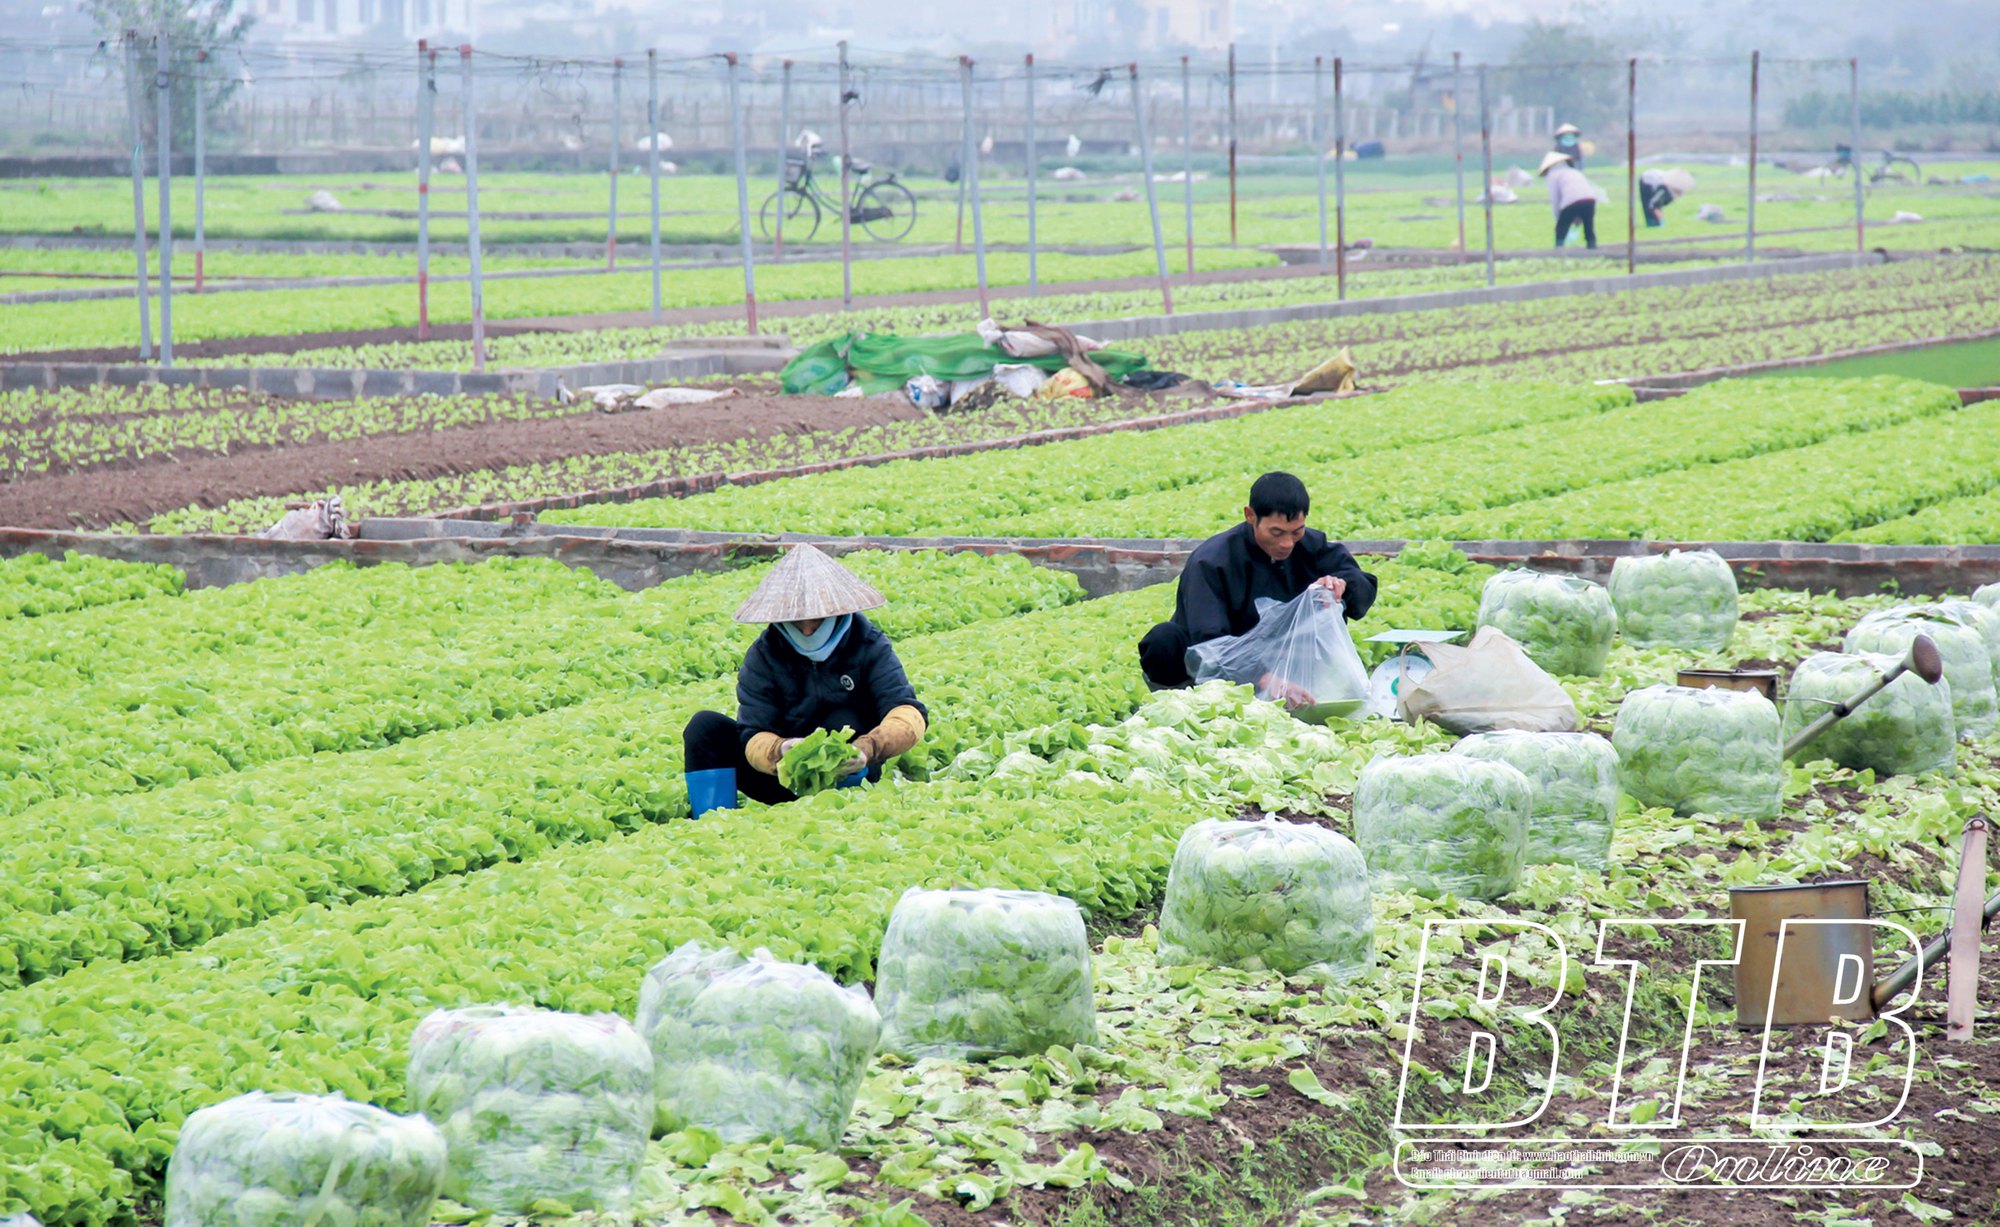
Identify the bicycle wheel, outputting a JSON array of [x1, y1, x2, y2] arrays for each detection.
[[1876, 157, 1922, 185], [855, 180, 919, 242], [759, 188, 821, 243]]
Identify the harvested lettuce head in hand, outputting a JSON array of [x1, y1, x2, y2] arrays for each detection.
[[1476, 569, 1617, 677], [875, 888, 1097, 1061], [1782, 651, 1955, 777], [1606, 549, 1739, 652], [637, 942, 880, 1149], [1844, 607, 1997, 739], [779, 726, 859, 794], [165, 1092, 446, 1227], [1451, 730, 1620, 869], [1157, 818, 1374, 978], [406, 1005, 654, 1213], [1353, 754, 1531, 900], [1613, 685, 1781, 820]]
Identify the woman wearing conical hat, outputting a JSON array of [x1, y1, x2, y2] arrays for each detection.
[[682, 545, 929, 817]]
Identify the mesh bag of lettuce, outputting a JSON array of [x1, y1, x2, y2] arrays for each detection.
[[1475, 569, 1618, 677], [1353, 755, 1531, 900], [637, 943, 881, 1150], [1931, 600, 2000, 682], [406, 1006, 653, 1213], [1451, 731, 1621, 870], [1845, 608, 1997, 739], [1, 1216, 42, 1227], [165, 1092, 446, 1227], [1782, 651, 1956, 777], [1975, 583, 2000, 611], [1606, 549, 1739, 652], [1157, 818, 1375, 978], [1613, 685, 1781, 820], [875, 888, 1097, 1061]]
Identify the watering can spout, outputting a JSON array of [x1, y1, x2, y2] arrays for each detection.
[[1782, 634, 1944, 761]]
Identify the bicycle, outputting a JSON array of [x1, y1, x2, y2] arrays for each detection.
[[1824, 144, 1924, 186], [758, 144, 918, 243]]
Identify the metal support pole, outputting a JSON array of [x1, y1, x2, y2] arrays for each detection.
[[460, 45, 486, 370], [606, 58, 621, 271], [1746, 50, 1759, 263], [1452, 50, 1466, 260], [1025, 53, 1038, 296], [1180, 54, 1194, 280], [960, 57, 988, 319], [415, 41, 434, 340], [1130, 64, 1172, 315], [1226, 42, 1237, 246], [1478, 64, 1494, 288], [1333, 55, 1346, 300], [193, 48, 207, 293], [837, 40, 853, 309], [155, 31, 173, 367], [1626, 58, 1637, 276], [774, 59, 791, 260], [648, 49, 662, 321], [1312, 56, 1327, 273], [1850, 58, 1865, 256], [726, 53, 758, 335], [124, 32, 152, 361]]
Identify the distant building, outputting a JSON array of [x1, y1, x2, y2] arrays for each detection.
[[249, 0, 476, 44]]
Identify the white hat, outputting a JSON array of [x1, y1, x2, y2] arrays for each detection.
[[1538, 150, 1574, 176], [733, 544, 887, 624], [1554, 122, 1580, 137]]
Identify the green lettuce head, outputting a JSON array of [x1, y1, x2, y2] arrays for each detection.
[[1782, 651, 1955, 777], [405, 1005, 654, 1213], [1613, 685, 1781, 820], [165, 1092, 446, 1227], [1353, 754, 1531, 900], [1157, 818, 1375, 978], [1450, 730, 1620, 869], [875, 888, 1097, 1061], [1844, 607, 1997, 739], [1476, 569, 1617, 677], [1606, 549, 1739, 652], [636, 943, 880, 1150]]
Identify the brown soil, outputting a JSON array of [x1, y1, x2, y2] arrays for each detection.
[[0, 391, 926, 531]]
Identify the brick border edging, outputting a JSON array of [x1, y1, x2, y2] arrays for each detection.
[[5, 528, 1994, 601], [428, 389, 1382, 521]]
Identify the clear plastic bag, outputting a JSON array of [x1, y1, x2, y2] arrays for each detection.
[[165, 1092, 446, 1227], [1157, 818, 1375, 978], [1451, 731, 1620, 870], [1475, 569, 1617, 677], [1186, 587, 1369, 722], [1974, 582, 1999, 612], [1845, 608, 1997, 739], [1396, 627, 1580, 734], [1613, 685, 1782, 820], [874, 888, 1097, 1061], [636, 943, 881, 1150], [1606, 549, 1739, 651], [1352, 754, 1532, 900], [1783, 651, 1956, 777], [405, 1005, 654, 1213]]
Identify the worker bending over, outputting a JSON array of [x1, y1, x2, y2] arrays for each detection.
[[683, 545, 927, 817], [1541, 150, 1601, 250], [1138, 471, 1378, 689], [1640, 168, 1695, 227]]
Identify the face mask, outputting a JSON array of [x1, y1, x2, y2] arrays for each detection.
[[778, 613, 852, 663]]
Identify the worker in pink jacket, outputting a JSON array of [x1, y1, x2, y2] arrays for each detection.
[[1540, 150, 1600, 250]]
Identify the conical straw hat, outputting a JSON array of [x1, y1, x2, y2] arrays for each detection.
[[1554, 122, 1580, 137], [734, 544, 887, 623], [1537, 150, 1574, 176]]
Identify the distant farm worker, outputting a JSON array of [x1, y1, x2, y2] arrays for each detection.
[[682, 544, 927, 818], [1541, 150, 1600, 250], [1639, 168, 1695, 228], [1553, 122, 1584, 170], [1138, 471, 1378, 690]]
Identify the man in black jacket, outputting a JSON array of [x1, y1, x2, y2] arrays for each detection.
[[1138, 471, 1379, 690], [682, 545, 928, 818]]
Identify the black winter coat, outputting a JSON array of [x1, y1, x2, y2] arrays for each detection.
[[1170, 522, 1379, 644], [736, 615, 926, 778]]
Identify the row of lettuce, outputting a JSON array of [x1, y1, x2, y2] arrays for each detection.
[[9, 575, 1993, 1225], [548, 378, 1997, 546]]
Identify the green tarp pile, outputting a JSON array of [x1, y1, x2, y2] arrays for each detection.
[[781, 331, 1150, 396]]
